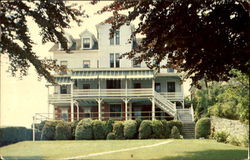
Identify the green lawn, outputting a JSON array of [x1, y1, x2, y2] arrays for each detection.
[[0, 139, 247, 160]]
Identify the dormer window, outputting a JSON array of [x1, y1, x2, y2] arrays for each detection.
[[110, 30, 120, 45], [83, 38, 91, 48]]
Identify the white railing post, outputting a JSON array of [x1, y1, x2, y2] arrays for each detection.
[[97, 98, 102, 120], [70, 82, 74, 122], [32, 116, 35, 141]]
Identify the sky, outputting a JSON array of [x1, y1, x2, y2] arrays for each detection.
[[0, 1, 191, 128]]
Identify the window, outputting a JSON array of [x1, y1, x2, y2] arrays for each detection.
[[133, 107, 142, 119], [107, 80, 121, 89], [110, 30, 120, 45], [110, 53, 120, 68], [110, 104, 122, 118], [132, 60, 141, 68], [134, 83, 141, 89], [155, 83, 161, 92], [167, 82, 175, 92], [83, 60, 90, 68], [115, 53, 120, 68], [167, 68, 174, 72], [61, 108, 68, 121], [83, 84, 90, 89], [83, 107, 91, 118], [83, 38, 90, 48], [60, 85, 67, 94], [60, 61, 68, 74]]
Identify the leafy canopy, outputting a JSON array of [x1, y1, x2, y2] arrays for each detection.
[[1, 0, 85, 82], [94, 0, 250, 85]]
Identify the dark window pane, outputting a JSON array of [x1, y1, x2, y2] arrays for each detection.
[[110, 104, 121, 117], [115, 53, 120, 68], [155, 83, 161, 92], [107, 80, 121, 89], [83, 84, 90, 89], [83, 38, 90, 48], [60, 86, 67, 94], [115, 30, 120, 45], [167, 68, 174, 72], [110, 53, 114, 68], [167, 82, 175, 92], [134, 83, 141, 88]]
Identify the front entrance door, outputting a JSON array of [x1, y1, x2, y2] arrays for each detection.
[[155, 83, 161, 92], [106, 80, 121, 89]]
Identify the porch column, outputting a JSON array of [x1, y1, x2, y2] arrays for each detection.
[[70, 82, 74, 122], [97, 98, 102, 120], [98, 78, 101, 98], [75, 101, 79, 121], [125, 76, 128, 97], [124, 98, 128, 120], [152, 78, 155, 120]]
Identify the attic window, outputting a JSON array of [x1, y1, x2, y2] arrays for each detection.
[[83, 38, 90, 48]]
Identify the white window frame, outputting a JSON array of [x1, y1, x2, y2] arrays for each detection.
[[83, 60, 90, 68], [81, 37, 91, 49]]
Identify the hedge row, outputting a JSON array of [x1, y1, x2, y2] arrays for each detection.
[[0, 127, 32, 146], [39, 119, 183, 140]]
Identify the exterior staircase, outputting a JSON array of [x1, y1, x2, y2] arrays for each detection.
[[154, 91, 176, 116], [177, 108, 195, 139]]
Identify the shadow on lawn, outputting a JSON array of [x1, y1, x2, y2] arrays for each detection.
[[161, 149, 247, 160], [2, 156, 44, 160]]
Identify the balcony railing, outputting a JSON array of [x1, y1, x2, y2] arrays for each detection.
[[48, 89, 184, 103]]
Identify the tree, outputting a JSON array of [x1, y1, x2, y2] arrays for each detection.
[[1, 0, 85, 82], [94, 0, 250, 86]]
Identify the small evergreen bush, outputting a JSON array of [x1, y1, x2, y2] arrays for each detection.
[[170, 126, 181, 139], [214, 131, 229, 143], [168, 120, 183, 134], [123, 120, 137, 139], [161, 120, 171, 138], [70, 120, 79, 140], [139, 120, 152, 139], [55, 121, 72, 140], [104, 120, 114, 137], [92, 120, 105, 140], [107, 132, 116, 140], [113, 121, 124, 139], [195, 118, 211, 139], [75, 119, 93, 140], [41, 120, 60, 140], [151, 120, 164, 139]]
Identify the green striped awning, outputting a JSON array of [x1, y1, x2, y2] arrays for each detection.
[[55, 76, 71, 84], [71, 70, 154, 80]]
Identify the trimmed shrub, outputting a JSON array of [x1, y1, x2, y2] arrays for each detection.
[[0, 127, 31, 146], [104, 120, 114, 137], [139, 120, 152, 139], [227, 136, 241, 146], [168, 120, 183, 134], [75, 119, 93, 140], [113, 121, 124, 139], [214, 131, 229, 143], [41, 120, 60, 140], [161, 120, 171, 138], [195, 118, 211, 139], [240, 134, 249, 147], [170, 126, 180, 139], [123, 120, 137, 139], [70, 120, 80, 140], [107, 132, 116, 140], [92, 120, 105, 140], [151, 120, 164, 139], [55, 121, 72, 140]]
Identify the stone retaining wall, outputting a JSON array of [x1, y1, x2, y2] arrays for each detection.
[[210, 116, 249, 140]]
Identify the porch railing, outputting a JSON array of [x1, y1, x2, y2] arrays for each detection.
[[48, 94, 71, 103], [159, 92, 183, 100]]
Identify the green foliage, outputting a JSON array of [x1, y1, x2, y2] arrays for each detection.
[[69, 120, 79, 140], [0, 127, 32, 146], [161, 120, 171, 138], [168, 120, 183, 134], [41, 121, 60, 140], [214, 131, 229, 143], [240, 134, 249, 147], [106, 132, 116, 140], [97, 0, 250, 85], [92, 120, 105, 140], [75, 119, 93, 140], [123, 120, 137, 139], [170, 126, 181, 139], [112, 121, 124, 139], [139, 120, 152, 139], [227, 136, 241, 146], [55, 122, 72, 140], [195, 118, 211, 139], [2, 1, 85, 82], [151, 120, 164, 139], [104, 120, 114, 137]]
